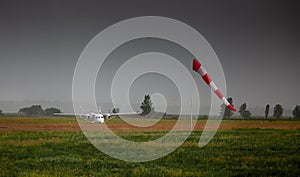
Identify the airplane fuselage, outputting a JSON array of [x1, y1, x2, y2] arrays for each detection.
[[88, 113, 105, 124]]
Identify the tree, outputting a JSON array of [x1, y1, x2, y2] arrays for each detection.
[[264, 104, 270, 119], [273, 104, 283, 118], [140, 95, 153, 115], [239, 103, 247, 117], [239, 103, 251, 119], [44, 107, 61, 116], [19, 105, 44, 116], [0, 110, 3, 116], [112, 108, 120, 113], [244, 110, 251, 119], [292, 105, 300, 119], [220, 98, 234, 119]]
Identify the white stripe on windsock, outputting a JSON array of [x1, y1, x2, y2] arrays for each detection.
[[222, 97, 230, 106], [209, 82, 218, 91], [198, 66, 207, 77]]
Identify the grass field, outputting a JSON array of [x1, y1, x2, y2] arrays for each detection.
[[0, 117, 299, 176]]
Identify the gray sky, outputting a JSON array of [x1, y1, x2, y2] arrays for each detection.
[[0, 0, 299, 113]]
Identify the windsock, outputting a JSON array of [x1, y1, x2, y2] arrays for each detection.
[[192, 59, 236, 112]]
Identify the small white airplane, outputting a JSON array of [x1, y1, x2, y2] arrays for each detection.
[[54, 107, 138, 124]]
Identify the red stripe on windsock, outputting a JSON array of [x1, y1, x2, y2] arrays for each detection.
[[215, 89, 223, 99], [227, 104, 236, 112], [202, 74, 212, 85], [192, 59, 201, 71]]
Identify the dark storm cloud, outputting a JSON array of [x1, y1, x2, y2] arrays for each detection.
[[0, 0, 299, 114]]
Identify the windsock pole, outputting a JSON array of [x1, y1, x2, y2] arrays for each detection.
[[192, 59, 236, 112]]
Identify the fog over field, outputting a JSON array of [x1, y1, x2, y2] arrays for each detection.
[[0, 0, 299, 115]]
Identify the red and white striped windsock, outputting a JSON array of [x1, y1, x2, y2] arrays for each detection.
[[192, 59, 236, 112]]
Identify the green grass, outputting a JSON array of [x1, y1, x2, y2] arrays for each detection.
[[1, 127, 299, 176]]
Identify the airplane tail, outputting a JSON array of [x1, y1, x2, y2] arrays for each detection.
[[98, 106, 102, 114]]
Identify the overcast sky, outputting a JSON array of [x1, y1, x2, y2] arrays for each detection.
[[0, 0, 299, 113]]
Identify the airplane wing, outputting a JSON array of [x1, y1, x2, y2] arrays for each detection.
[[104, 112, 139, 116], [54, 113, 90, 117]]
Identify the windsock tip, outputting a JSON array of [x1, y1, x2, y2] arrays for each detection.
[[227, 104, 236, 112], [192, 59, 201, 71]]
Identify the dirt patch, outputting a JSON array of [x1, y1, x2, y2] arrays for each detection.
[[0, 117, 299, 132], [106, 120, 300, 131], [0, 118, 80, 132]]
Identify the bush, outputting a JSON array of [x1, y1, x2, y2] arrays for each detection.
[[44, 108, 61, 116], [19, 105, 44, 116]]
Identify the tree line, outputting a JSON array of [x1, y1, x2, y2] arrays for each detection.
[[0, 95, 300, 119], [221, 98, 300, 119], [18, 105, 61, 116], [0, 95, 154, 117]]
